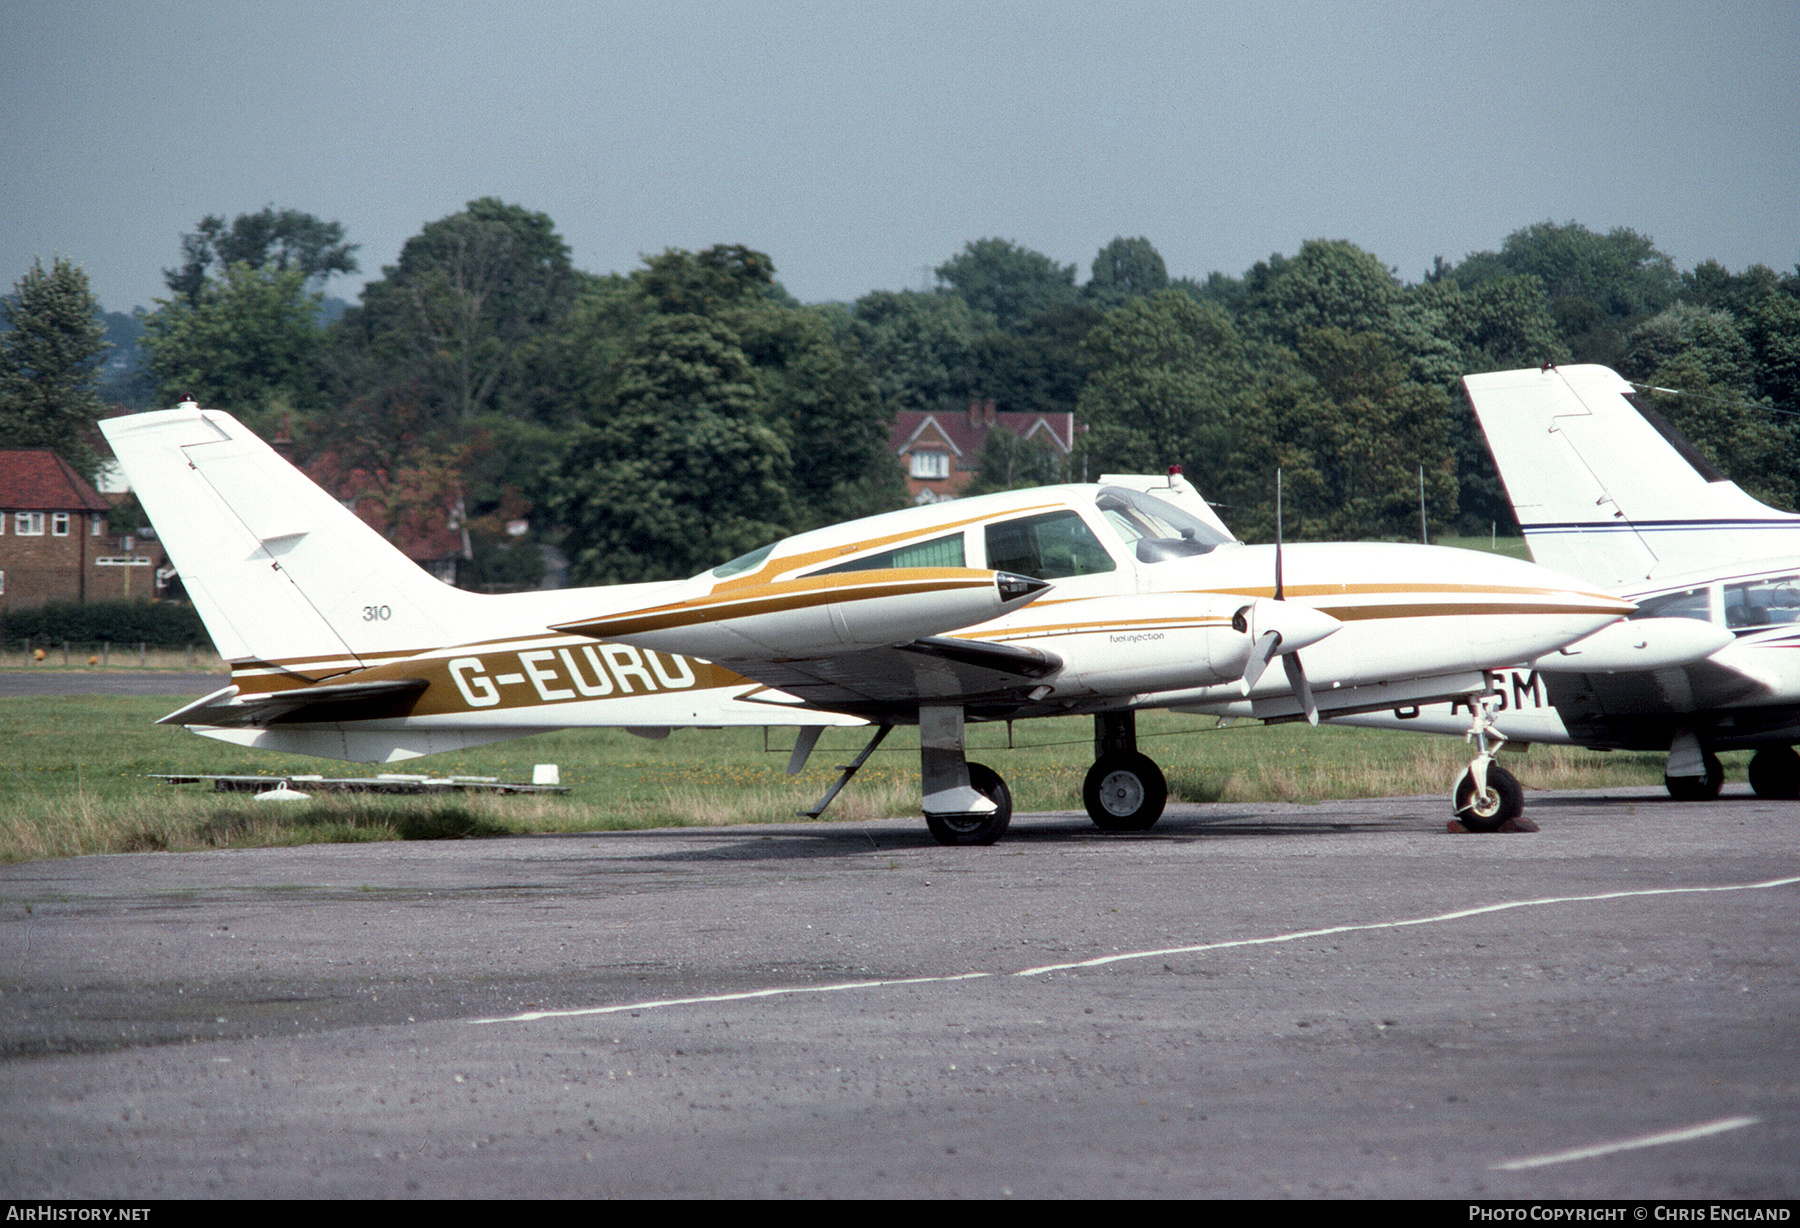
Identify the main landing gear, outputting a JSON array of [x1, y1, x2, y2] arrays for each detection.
[[1663, 743, 1800, 800], [1083, 711, 1168, 831], [913, 707, 1172, 845], [918, 705, 1012, 845], [1663, 730, 1725, 801], [1748, 746, 1800, 799], [1453, 696, 1524, 832]]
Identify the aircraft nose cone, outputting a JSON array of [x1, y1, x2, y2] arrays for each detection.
[[995, 571, 1051, 604], [1246, 598, 1341, 653]]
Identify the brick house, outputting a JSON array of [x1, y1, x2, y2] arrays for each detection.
[[892, 399, 1079, 503], [0, 449, 157, 611]]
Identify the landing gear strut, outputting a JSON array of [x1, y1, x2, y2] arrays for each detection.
[[1453, 695, 1524, 831], [919, 705, 1011, 845], [1664, 731, 1724, 800], [1083, 711, 1168, 831]]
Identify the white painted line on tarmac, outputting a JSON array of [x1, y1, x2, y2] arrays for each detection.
[[475, 972, 992, 1024], [1492, 1115, 1761, 1170], [474, 874, 1800, 1025], [1012, 874, 1800, 977]]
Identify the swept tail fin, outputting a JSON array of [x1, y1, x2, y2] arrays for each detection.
[[1464, 365, 1800, 586]]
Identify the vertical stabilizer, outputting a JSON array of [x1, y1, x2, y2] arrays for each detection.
[[1464, 365, 1800, 586], [101, 405, 481, 680]]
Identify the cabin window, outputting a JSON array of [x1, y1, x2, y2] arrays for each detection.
[[1724, 576, 1800, 631], [1630, 586, 1711, 623], [985, 510, 1116, 580], [811, 533, 966, 576]]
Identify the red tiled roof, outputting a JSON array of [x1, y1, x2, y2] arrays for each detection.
[[0, 450, 111, 511], [303, 452, 469, 564], [892, 407, 1077, 460]]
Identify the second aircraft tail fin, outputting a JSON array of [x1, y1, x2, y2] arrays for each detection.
[[1464, 364, 1800, 587]]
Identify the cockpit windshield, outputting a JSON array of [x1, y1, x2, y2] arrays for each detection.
[[1095, 487, 1233, 563], [705, 541, 777, 580]]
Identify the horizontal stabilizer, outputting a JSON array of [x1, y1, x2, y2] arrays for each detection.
[[160, 678, 430, 728]]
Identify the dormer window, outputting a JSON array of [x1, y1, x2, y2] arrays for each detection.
[[910, 451, 949, 480]]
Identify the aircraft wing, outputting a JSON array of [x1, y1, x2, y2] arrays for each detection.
[[720, 635, 1063, 718]]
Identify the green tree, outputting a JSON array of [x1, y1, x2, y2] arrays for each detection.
[[964, 428, 1067, 495], [1639, 353, 1796, 512], [1399, 274, 1566, 533], [935, 238, 1078, 333], [1078, 291, 1263, 522], [1447, 222, 1679, 364], [851, 289, 987, 412], [337, 198, 577, 430], [636, 244, 782, 314], [1240, 240, 1403, 349], [139, 263, 327, 426], [549, 314, 792, 583], [967, 301, 1102, 417], [1741, 287, 1800, 414], [1623, 305, 1756, 391], [0, 256, 108, 477], [164, 207, 358, 305], [728, 297, 902, 528], [1273, 329, 1456, 542], [1085, 236, 1168, 309]]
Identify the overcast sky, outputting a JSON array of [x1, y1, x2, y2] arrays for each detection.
[[3, 0, 1795, 316]]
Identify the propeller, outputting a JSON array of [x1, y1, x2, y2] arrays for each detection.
[[1234, 468, 1332, 725], [1233, 598, 1339, 708]]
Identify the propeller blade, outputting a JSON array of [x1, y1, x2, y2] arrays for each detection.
[[1283, 651, 1319, 726], [1239, 629, 1282, 695]]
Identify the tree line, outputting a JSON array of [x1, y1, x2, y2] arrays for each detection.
[[3, 205, 1797, 588]]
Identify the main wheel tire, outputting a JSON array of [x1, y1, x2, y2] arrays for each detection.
[[1454, 763, 1523, 832], [1083, 751, 1168, 832], [1747, 746, 1800, 799], [1665, 751, 1724, 801], [924, 762, 1012, 846]]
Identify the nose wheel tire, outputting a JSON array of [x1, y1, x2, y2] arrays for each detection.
[[924, 762, 1012, 846], [1083, 752, 1168, 832], [1454, 763, 1523, 832]]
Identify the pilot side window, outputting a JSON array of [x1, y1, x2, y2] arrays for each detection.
[[984, 511, 1116, 580], [1724, 576, 1800, 631], [1630, 586, 1712, 623]]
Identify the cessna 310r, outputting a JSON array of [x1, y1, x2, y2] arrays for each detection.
[[101, 402, 1633, 844], [1334, 364, 1800, 801]]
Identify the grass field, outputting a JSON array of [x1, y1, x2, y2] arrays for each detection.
[[1434, 534, 1532, 561], [0, 692, 1685, 863]]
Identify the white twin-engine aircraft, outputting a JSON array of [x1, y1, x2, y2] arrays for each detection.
[[101, 403, 1632, 844], [1334, 364, 1800, 802]]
